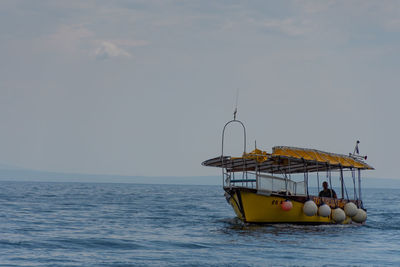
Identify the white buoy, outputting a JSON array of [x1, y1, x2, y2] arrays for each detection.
[[344, 202, 358, 217], [318, 204, 331, 217], [352, 208, 367, 223], [303, 200, 318, 216], [332, 208, 346, 223]]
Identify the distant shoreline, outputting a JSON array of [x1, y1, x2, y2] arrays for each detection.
[[0, 168, 399, 188]]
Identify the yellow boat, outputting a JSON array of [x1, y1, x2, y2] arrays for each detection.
[[202, 117, 374, 224]]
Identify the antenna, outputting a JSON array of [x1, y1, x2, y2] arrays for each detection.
[[353, 140, 360, 155], [233, 88, 239, 120], [350, 140, 367, 160]]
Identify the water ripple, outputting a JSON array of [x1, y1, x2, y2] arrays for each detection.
[[0, 182, 399, 266]]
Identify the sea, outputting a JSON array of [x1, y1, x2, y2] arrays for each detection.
[[0, 181, 399, 266]]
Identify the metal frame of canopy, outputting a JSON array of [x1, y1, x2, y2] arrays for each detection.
[[202, 153, 373, 174], [202, 118, 374, 208]]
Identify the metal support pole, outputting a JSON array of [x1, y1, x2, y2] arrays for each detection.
[[340, 167, 344, 199], [303, 160, 309, 197], [222, 164, 225, 187], [352, 169, 357, 201], [358, 169, 362, 206], [255, 162, 259, 190], [284, 171, 288, 195], [328, 165, 333, 197], [317, 172, 320, 194]]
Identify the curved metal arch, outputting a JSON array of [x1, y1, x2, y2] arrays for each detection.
[[221, 119, 247, 157]]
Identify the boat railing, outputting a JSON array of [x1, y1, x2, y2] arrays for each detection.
[[224, 172, 306, 195], [256, 174, 306, 196], [224, 171, 257, 189]]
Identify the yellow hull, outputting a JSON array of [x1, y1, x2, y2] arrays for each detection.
[[227, 188, 352, 224]]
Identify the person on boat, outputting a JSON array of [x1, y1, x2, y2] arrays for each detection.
[[319, 181, 337, 198]]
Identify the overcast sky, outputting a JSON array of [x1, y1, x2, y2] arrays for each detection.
[[1, 1, 399, 179]]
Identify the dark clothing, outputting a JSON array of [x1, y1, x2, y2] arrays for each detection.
[[319, 189, 337, 198]]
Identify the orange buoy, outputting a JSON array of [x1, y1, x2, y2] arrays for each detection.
[[281, 200, 293, 211]]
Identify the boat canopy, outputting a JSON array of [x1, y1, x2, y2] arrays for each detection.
[[202, 146, 374, 174]]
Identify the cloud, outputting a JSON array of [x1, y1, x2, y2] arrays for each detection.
[[94, 41, 132, 60], [255, 18, 314, 37], [294, 0, 336, 14], [384, 19, 400, 32], [43, 24, 94, 53], [35, 24, 149, 60], [110, 39, 149, 47]]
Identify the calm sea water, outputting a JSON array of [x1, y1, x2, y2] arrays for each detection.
[[0, 181, 399, 266]]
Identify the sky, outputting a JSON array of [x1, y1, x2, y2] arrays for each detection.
[[1, 0, 399, 179]]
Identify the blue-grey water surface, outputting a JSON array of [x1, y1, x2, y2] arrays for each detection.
[[0, 181, 399, 266]]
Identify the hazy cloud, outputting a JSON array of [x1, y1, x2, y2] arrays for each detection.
[[111, 39, 149, 47], [42, 25, 148, 60], [43, 24, 94, 53], [258, 18, 314, 36], [384, 19, 400, 32], [94, 41, 132, 60], [294, 0, 336, 14]]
